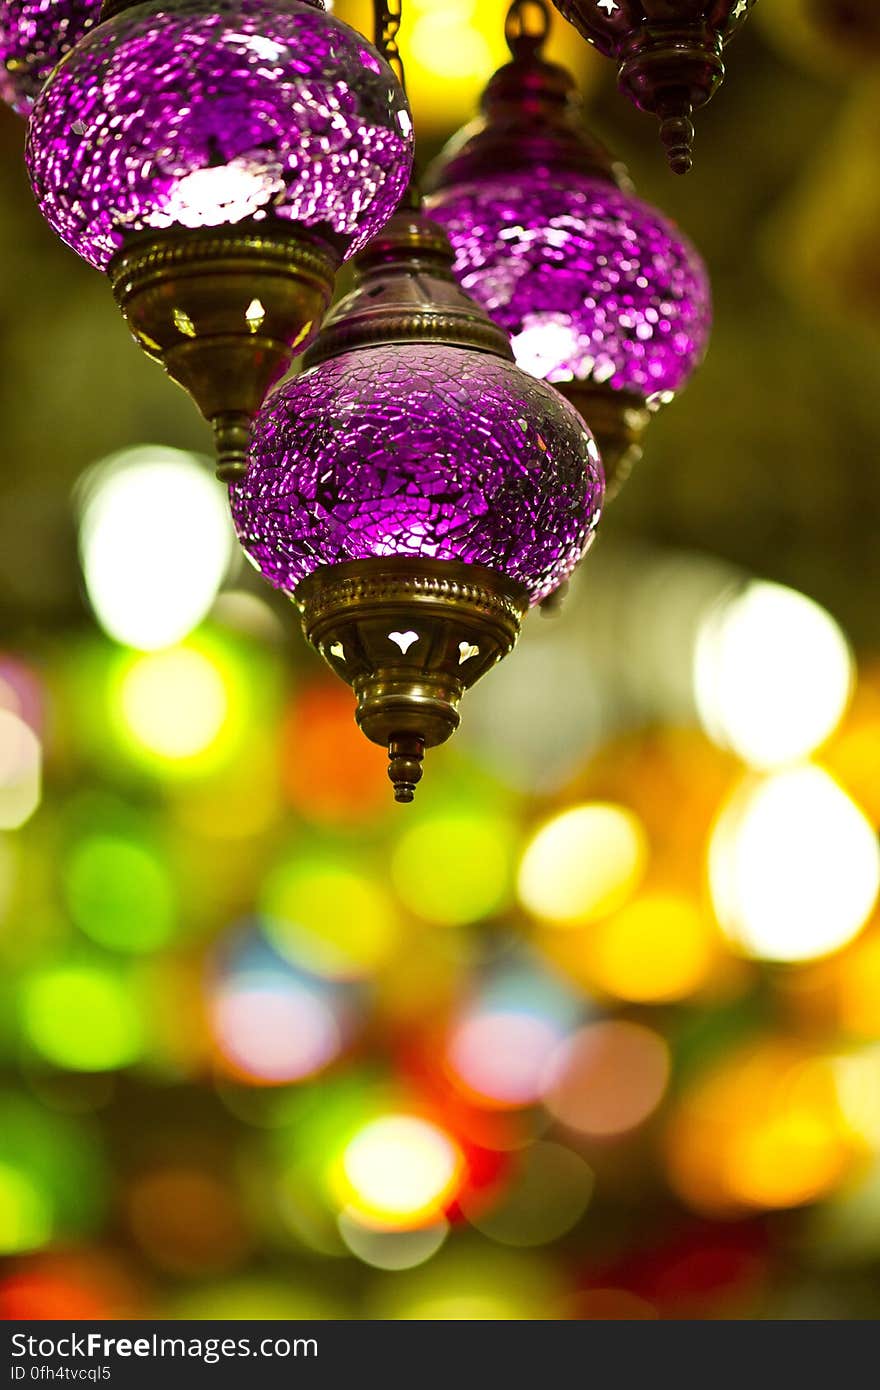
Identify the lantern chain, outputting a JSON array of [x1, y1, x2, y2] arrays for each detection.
[[373, 0, 421, 208], [373, 0, 406, 93], [505, 0, 551, 58]]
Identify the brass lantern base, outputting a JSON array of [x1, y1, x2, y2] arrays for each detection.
[[295, 557, 529, 802], [556, 381, 651, 502], [616, 24, 724, 175], [108, 224, 340, 481]]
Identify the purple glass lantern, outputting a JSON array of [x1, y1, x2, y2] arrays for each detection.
[[429, 173, 711, 399], [0, 0, 100, 115], [426, 5, 710, 497], [25, 0, 414, 478], [232, 343, 601, 607], [25, 0, 411, 272], [231, 209, 604, 802]]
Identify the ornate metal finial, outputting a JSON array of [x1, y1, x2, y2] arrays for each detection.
[[294, 558, 529, 804], [387, 736, 425, 802], [550, 0, 758, 173]]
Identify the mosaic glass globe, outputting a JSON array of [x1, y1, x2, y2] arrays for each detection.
[[0, 0, 100, 115], [25, 0, 414, 271], [231, 342, 603, 607], [428, 170, 711, 402]]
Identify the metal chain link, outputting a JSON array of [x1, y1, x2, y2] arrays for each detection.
[[373, 0, 406, 92], [505, 0, 551, 58]]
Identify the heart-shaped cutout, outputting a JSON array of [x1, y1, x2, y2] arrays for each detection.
[[458, 642, 480, 665], [329, 641, 345, 661], [388, 630, 419, 654]]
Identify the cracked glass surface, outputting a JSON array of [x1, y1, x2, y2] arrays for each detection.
[[429, 172, 710, 400], [231, 343, 605, 606], [26, 0, 413, 269], [0, 0, 101, 114]]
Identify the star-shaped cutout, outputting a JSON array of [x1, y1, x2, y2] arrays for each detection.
[[732, 0, 748, 16], [597, 0, 619, 13]]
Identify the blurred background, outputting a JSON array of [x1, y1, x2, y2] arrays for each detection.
[[2, 0, 880, 1321]]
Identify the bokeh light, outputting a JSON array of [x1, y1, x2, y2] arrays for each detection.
[[665, 1042, 857, 1215], [695, 582, 853, 770], [213, 980, 340, 1086], [462, 1142, 593, 1248], [282, 683, 390, 826], [829, 1045, 880, 1151], [340, 0, 590, 133], [64, 832, 176, 953], [334, 1116, 464, 1232], [834, 932, 880, 1038], [518, 804, 648, 927], [544, 1021, 670, 1138], [262, 853, 398, 981], [0, 1094, 105, 1255], [0, 1161, 51, 1254], [77, 446, 235, 652], [586, 892, 718, 1003], [391, 806, 516, 926], [0, 1260, 132, 1321], [115, 645, 229, 764], [22, 962, 144, 1071], [337, 1212, 449, 1270], [170, 733, 283, 842], [822, 665, 880, 826], [210, 931, 352, 1087], [0, 832, 16, 925], [0, 655, 44, 735], [2, 0, 879, 1327], [0, 708, 41, 829], [456, 609, 606, 794], [445, 962, 581, 1109], [709, 765, 880, 963], [447, 1012, 563, 1111]]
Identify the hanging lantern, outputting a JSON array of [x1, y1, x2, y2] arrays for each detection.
[[230, 207, 604, 801], [0, 0, 100, 114], [25, 0, 414, 478], [426, 0, 710, 498], [550, 0, 758, 173]]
